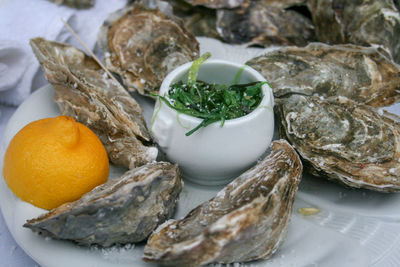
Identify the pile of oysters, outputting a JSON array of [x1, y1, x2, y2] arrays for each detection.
[[21, 0, 400, 266]]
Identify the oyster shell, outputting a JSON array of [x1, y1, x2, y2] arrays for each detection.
[[170, 0, 220, 39], [246, 43, 400, 107], [308, 0, 400, 63], [98, 3, 199, 96], [182, 0, 245, 9], [48, 0, 94, 8], [24, 162, 183, 247], [30, 37, 157, 169], [216, 0, 315, 46], [143, 140, 302, 266], [275, 94, 400, 192]]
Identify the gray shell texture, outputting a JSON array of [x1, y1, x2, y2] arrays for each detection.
[[98, 2, 199, 96], [24, 162, 183, 247], [247, 43, 400, 108], [169, 0, 220, 39], [275, 94, 400, 192], [308, 0, 400, 63], [30, 37, 158, 169], [216, 0, 316, 46], [143, 140, 303, 266]]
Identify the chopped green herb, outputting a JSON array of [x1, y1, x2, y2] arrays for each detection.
[[157, 54, 265, 136]]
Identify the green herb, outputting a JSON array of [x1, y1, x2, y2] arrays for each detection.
[[187, 52, 211, 85], [158, 54, 265, 136]]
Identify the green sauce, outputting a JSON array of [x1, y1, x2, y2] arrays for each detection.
[[157, 53, 265, 136]]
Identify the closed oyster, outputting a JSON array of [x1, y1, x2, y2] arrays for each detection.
[[216, 0, 315, 46], [143, 140, 302, 266], [182, 0, 246, 9], [98, 3, 199, 96], [308, 0, 400, 63], [48, 0, 94, 8], [275, 94, 400, 192], [30, 37, 157, 169], [247, 43, 400, 107], [24, 162, 183, 247], [170, 0, 220, 39]]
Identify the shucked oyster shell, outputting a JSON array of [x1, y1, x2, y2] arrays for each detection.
[[247, 43, 400, 107], [216, 0, 315, 46], [275, 94, 400, 192], [308, 0, 400, 63], [24, 162, 183, 247], [30, 37, 157, 169], [98, 3, 199, 96], [143, 140, 302, 266]]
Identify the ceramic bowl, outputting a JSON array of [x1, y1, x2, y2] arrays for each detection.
[[151, 59, 274, 185]]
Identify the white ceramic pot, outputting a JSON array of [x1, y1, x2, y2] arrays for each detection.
[[151, 59, 274, 185]]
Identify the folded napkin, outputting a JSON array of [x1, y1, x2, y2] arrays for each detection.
[[0, 0, 126, 106]]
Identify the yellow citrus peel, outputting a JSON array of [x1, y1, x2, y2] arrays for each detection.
[[3, 116, 109, 210]]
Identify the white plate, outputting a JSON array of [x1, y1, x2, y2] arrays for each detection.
[[2, 38, 400, 267]]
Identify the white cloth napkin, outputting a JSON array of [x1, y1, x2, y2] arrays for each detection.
[[0, 0, 126, 106]]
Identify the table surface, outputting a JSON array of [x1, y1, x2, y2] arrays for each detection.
[[0, 105, 38, 266]]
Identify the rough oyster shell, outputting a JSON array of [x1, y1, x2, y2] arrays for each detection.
[[143, 140, 302, 266], [308, 0, 400, 63], [98, 3, 199, 96], [247, 43, 400, 107], [30, 37, 157, 169], [216, 0, 315, 46], [48, 0, 94, 9], [24, 162, 183, 247], [275, 94, 400, 192], [182, 0, 245, 9], [170, 0, 220, 39]]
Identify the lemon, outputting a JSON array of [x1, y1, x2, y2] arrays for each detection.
[[3, 116, 109, 210]]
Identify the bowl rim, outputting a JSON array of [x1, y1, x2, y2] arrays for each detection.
[[157, 59, 274, 127]]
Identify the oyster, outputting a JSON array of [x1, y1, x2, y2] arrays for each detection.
[[30, 37, 157, 169], [308, 0, 400, 63], [246, 43, 400, 107], [216, 0, 316, 46], [143, 140, 302, 266], [275, 94, 400, 192], [182, 0, 245, 9], [98, 3, 199, 96], [170, 0, 220, 39], [24, 162, 183, 247]]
